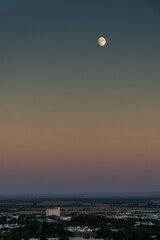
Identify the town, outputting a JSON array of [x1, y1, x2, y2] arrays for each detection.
[[0, 197, 160, 240]]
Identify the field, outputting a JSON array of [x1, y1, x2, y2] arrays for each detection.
[[0, 197, 160, 217]]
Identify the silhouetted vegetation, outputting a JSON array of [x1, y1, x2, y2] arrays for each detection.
[[0, 221, 74, 240]]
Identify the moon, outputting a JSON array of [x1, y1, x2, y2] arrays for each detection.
[[98, 37, 106, 46]]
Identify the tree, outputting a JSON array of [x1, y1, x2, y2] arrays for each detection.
[[97, 226, 112, 239]]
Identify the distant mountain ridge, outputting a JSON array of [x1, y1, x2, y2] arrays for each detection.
[[1, 191, 160, 199]]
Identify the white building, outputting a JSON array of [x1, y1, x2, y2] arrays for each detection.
[[46, 207, 60, 217], [28, 239, 40, 240], [60, 216, 71, 221], [46, 238, 59, 240]]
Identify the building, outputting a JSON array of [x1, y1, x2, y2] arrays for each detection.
[[46, 238, 59, 240], [60, 216, 71, 221], [46, 207, 60, 218]]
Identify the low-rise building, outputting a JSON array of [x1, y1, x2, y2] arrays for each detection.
[[46, 208, 60, 218]]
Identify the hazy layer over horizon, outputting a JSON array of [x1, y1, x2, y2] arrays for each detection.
[[0, 0, 160, 194]]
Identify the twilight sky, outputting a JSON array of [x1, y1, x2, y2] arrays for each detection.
[[0, 0, 160, 195]]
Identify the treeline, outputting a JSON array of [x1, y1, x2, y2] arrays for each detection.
[[1, 214, 160, 240], [97, 225, 160, 240], [70, 215, 160, 239], [0, 222, 74, 240], [70, 214, 135, 228]]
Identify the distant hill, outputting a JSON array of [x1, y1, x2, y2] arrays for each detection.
[[1, 191, 160, 200]]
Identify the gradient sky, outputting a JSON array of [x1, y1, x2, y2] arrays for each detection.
[[0, 0, 160, 195]]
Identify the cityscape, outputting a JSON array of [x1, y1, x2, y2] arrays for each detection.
[[0, 196, 160, 239], [0, 0, 160, 239]]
